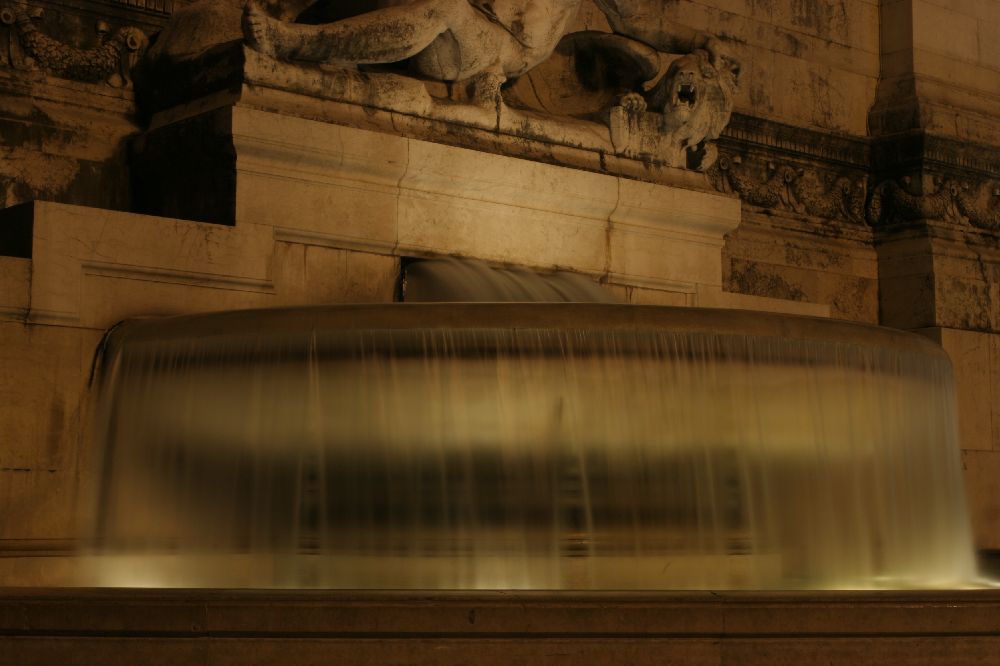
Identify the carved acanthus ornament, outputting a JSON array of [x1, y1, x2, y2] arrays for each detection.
[[709, 153, 867, 224], [0, 4, 147, 87]]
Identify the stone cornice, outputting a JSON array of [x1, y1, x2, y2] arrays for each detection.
[[871, 132, 1000, 178], [722, 114, 871, 170], [96, 0, 176, 14], [922, 135, 1000, 179]]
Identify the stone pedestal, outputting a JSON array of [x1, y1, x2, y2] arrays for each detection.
[[131, 74, 830, 312]]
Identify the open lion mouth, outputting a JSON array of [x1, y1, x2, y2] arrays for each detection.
[[676, 83, 697, 108]]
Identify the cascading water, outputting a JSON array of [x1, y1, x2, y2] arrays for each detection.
[[401, 257, 621, 303], [87, 303, 978, 589]]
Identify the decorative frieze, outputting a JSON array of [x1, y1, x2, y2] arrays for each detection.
[[955, 180, 1000, 231], [865, 176, 957, 227], [709, 114, 1000, 237], [0, 2, 148, 86], [708, 151, 867, 226], [866, 175, 1000, 232], [722, 113, 871, 169]]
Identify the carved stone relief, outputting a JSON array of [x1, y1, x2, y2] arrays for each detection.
[[708, 151, 867, 225], [866, 174, 1000, 232], [229, 0, 740, 170], [713, 155, 1000, 233], [0, 2, 147, 86], [955, 180, 1000, 231], [243, 0, 582, 107], [607, 49, 736, 170]]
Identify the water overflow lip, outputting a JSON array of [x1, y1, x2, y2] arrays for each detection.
[[105, 303, 948, 356]]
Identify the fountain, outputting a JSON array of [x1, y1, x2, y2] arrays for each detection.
[[4, 2, 1000, 661], [87, 294, 978, 589]]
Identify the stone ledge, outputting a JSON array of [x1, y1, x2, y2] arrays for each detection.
[[0, 190, 823, 333], [1, 588, 998, 635], [1, 589, 999, 665]]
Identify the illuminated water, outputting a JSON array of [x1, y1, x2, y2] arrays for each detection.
[[87, 303, 977, 589], [401, 257, 620, 303]]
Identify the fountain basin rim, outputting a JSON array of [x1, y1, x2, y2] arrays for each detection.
[[105, 304, 948, 359]]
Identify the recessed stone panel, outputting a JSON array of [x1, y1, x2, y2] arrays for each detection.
[[912, 0, 981, 61], [962, 449, 1000, 549], [0, 322, 99, 543], [934, 327, 994, 452]]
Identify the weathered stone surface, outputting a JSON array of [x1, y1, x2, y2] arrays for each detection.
[[876, 233, 937, 329], [649, 0, 879, 135], [136, 108, 746, 298], [132, 0, 745, 170], [607, 49, 737, 169], [0, 320, 98, 545], [693, 115, 878, 321], [0, 69, 138, 211], [0, 256, 29, 314], [271, 242, 399, 306], [941, 329, 992, 448], [709, 153, 868, 226], [870, 0, 1000, 144], [133, 45, 738, 186], [869, 179, 1000, 333], [39, 0, 882, 139], [243, 0, 581, 87], [962, 449, 1000, 550]]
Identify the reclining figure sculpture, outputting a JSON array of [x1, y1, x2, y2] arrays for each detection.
[[243, 0, 582, 106], [241, 0, 740, 168]]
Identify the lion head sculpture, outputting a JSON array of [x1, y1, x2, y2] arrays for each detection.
[[606, 48, 739, 169], [644, 49, 739, 168]]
